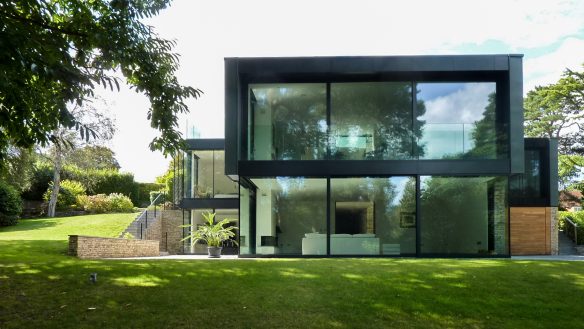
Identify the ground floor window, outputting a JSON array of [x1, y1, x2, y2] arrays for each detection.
[[239, 176, 509, 257]]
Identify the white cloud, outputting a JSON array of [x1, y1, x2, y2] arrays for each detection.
[[420, 83, 495, 124], [524, 37, 584, 93]]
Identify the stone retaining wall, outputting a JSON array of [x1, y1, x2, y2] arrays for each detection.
[[69, 235, 160, 259]]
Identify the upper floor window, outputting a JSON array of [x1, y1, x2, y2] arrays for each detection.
[[246, 81, 506, 161]]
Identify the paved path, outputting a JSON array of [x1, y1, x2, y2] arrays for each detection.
[[112, 255, 584, 261]]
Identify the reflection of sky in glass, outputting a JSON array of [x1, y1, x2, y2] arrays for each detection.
[[417, 82, 495, 159], [417, 82, 495, 124]]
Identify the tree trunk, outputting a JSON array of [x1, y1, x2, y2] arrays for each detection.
[[47, 143, 62, 218]]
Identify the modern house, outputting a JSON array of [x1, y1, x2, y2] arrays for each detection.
[[176, 55, 558, 257]]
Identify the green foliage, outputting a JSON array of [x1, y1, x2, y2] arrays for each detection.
[[0, 180, 22, 226], [0, 0, 201, 162], [43, 179, 85, 210], [0, 146, 36, 193], [149, 191, 166, 205], [43, 179, 86, 211], [21, 161, 53, 201], [558, 211, 584, 245], [106, 193, 134, 212], [181, 212, 238, 247], [77, 193, 134, 213], [524, 66, 584, 151], [64, 145, 120, 170], [137, 182, 165, 207], [524, 64, 584, 188]]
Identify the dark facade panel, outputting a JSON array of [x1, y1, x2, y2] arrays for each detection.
[[509, 138, 557, 207], [231, 55, 511, 75], [185, 138, 224, 150], [224, 58, 239, 177], [509, 55, 525, 174], [238, 160, 510, 177], [180, 198, 239, 209]]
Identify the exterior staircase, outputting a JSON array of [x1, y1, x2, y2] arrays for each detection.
[[120, 208, 162, 239], [558, 230, 577, 255]]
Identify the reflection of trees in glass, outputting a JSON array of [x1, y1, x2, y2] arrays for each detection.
[[332, 83, 425, 159], [467, 92, 501, 159], [266, 179, 326, 254], [252, 85, 326, 160], [420, 177, 496, 254]]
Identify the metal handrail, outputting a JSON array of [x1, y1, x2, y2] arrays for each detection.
[[130, 191, 166, 239], [564, 216, 579, 245]]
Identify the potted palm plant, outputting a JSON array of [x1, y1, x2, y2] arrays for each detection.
[[181, 212, 238, 258]]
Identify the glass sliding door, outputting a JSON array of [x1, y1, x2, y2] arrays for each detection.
[[419, 176, 508, 255], [250, 177, 327, 255], [330, 177, 416, 255]]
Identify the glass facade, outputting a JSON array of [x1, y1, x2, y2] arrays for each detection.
[[248, 84, 327, 160], [510, 149, 542, 199], [247, 82, 507, 161], [330, 82, 415, 160], [184, 150, 238, 198], [416, 82, 503, 159], [419, 176, 508, 255], [330, 177, 416, 255], [241, 178, 328, 256], [238, 176, 509, 257], [185, 208, 239, 255]]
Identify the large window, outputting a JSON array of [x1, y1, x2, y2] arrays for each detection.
[[248, 84, 327, 160], [185, 150, 238, 198], [419, 176, 508, 255], [250, 178, 327, 255], [416, 82, 504, 159], [330, 177, 416, 255], [330, 82, 415, 160], [247, 81, 506, 161]]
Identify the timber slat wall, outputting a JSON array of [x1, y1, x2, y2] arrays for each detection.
[[510, 207, 551, 255]]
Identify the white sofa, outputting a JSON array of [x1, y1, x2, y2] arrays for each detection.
[[302, 233, 380, 255]]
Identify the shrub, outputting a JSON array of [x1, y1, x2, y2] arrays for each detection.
[[107, 193, 134, 212], [77, 193, 134, 213], [43, 180, 86, 211], [0, 180, 22, 226]]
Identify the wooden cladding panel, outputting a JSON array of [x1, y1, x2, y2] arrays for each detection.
[[510, 207, 551, 255]]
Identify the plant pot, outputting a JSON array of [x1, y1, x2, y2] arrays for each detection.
[[207, 246, 223, 258]]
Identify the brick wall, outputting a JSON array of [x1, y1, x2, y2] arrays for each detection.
[[550, 207, 559, 255], [69, 235, 160, 259], [160, 210, 185, 254]]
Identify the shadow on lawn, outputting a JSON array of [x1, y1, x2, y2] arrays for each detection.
[[0, 217, 60, 235], [1, 242, 584, 328]]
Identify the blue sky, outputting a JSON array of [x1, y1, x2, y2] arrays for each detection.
[[99, 0, 584, 181]]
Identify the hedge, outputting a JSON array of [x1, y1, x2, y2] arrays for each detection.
[[558, 211, 584, 245]]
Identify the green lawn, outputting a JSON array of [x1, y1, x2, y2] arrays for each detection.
[[1, 215, 584, 328]]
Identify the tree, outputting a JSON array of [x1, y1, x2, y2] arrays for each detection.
[[524, 65, 584, 154], [0, 0, 200, 164], [45, 99, 115, 217], [524, 64, 584, 188], [64, 145, 120, 170]]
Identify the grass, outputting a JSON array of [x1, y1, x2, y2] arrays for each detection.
[[1, 215, 584, 328]]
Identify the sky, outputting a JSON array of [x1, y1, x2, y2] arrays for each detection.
[[99, 0, 584, 182]]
